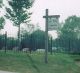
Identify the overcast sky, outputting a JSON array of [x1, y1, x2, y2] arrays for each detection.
[[1, 0, 80, 38], [31, 0, 80, 30]]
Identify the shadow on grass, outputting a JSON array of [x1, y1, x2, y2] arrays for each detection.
[[27, 54, 40, 73]]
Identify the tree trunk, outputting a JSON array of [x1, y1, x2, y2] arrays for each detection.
[[18, 24, 21, 51], [5, 31, 7, 53]]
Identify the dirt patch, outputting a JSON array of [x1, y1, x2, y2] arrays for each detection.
[[75, 59, 80, 67]]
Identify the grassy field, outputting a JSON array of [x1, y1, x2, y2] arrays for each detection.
[[0, 51, 80, 73]]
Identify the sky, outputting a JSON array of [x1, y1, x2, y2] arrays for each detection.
[[1, 0, 80, 38], [31, 0, 80, 30], [30, 0, 80, 38]]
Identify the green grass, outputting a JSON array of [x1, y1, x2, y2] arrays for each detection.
[[0, 51, 80, 73]]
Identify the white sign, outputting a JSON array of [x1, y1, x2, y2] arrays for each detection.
[[48, 17, 59, 31]]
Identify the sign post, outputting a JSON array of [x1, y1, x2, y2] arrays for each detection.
[[43, 9, 60, 63], [44, 9, 48, 63]]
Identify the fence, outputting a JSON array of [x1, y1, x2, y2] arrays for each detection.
[[0, 31, 80, 54], [52, 38, 80, 54]]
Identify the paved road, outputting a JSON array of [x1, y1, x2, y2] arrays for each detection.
[[0, 71, 17, 73]]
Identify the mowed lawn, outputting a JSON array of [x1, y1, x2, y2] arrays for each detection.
[[0, 51, 80, 73]]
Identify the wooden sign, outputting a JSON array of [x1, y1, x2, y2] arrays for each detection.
[[48, 15, 60, 31]]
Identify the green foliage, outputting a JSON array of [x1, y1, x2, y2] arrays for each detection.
[[21, 29, 45, 50], [0, 0, 5, 30], [30, 29, 45, 49], [54, 16, 80, 53], [0, 17, 5, 30], [5, 0, 34, 26], [61, 15, 80, 39], [0, 0, 3, 7]]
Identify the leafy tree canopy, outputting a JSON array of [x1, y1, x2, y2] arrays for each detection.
[[5, 0, 34, 26], [60, 15, 80, 39]]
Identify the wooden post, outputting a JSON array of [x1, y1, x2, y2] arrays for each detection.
[[43, 9, 60, 63], [50, 37, 52, 55], [44, 9, 48, 63]]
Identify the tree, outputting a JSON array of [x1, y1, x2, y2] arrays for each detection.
[[56, 15, 80, 53], [31, 29, 45, 50], [0, 17, 5, 51], [5, 0, 34, 50], [60, 15, 80, 39], [21, 29, 45, 51], [0, 0, 5, 50]]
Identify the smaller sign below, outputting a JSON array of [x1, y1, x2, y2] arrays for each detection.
[[48, 24, 59, 31]]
